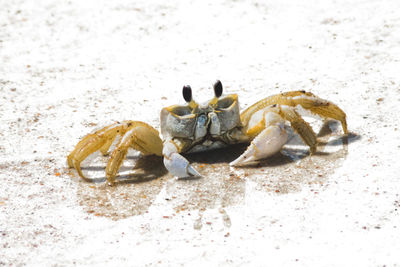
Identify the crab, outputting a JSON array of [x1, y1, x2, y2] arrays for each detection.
[[67, 80, 348, 185]]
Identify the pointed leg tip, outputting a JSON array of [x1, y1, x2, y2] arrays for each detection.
[[67, 156, 74, 168], [72, 162, 89, 180]]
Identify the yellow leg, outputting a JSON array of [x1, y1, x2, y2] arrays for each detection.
[[99, 134, 117, 156], [67, 123, 122, 178], [105, 124, 163, 185], [67, 121, 163, 185], [240, 91, 348, 134], [278, 105, 317, 154]]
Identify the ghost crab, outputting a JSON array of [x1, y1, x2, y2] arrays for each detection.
[[67, 80, 348, 185]]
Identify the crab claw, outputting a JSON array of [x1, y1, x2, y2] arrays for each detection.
[[164, 153, 201, 178], [230, 124, 288, 166], [162, 140, 201, 178]]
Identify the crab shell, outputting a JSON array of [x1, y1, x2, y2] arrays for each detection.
[[160, 94, 242, 152]]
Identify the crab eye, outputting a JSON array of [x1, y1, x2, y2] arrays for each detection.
[[213, 80, 223, 98], [182, 85, 192, 103]]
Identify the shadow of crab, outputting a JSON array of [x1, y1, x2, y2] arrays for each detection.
[[236, 121, 360, 194], [75, 155, 169, 220], [75, 120, 359, 220]]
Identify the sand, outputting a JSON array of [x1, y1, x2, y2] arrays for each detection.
[[1, 0, 400, 265]]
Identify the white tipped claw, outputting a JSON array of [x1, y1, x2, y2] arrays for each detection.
[[230, 125, 288, 167], [187, 164, 201, 177], [164, 152, 201, 178], [229, 152, 257, 166]]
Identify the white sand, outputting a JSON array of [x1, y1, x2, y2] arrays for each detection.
[[1, 0, 400, 265]]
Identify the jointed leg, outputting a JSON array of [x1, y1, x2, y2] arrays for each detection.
[[278, 105, 317, 154], [99, 134, 118, 156], [67, 123, 125, 179], [67, 121, 163, 185], [105, 124, 163, 185], [240, 91, 348, 134], [289, 92, 348, 134]]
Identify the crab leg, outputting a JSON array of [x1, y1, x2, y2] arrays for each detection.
[[67, 123, 125, 179], [231, 105, 317, 166], [240, 91, 348, 134], [99, 134, 118, 156], [105, 123, 163, 185], [67, 121, 163, 185], [278, 105, 317, 153], [162, 138, 201, 178]]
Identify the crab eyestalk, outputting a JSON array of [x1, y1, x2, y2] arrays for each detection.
[[183, 85, 198, 110], [214, 80, 223, 97], [210, 80, 223, 106]]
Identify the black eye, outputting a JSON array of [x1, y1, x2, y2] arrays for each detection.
[[213, 80, 223, 98], [182, 85, 192, 102]]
